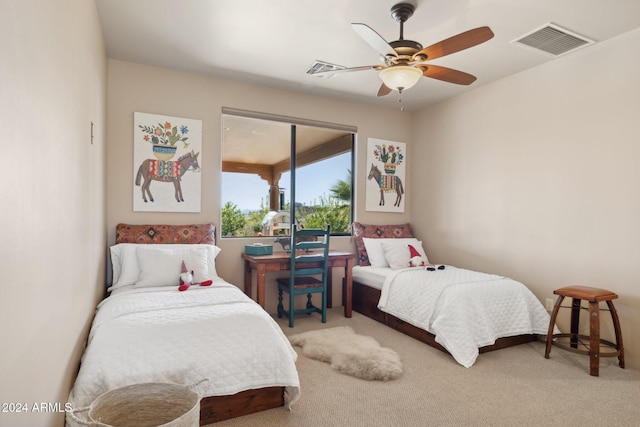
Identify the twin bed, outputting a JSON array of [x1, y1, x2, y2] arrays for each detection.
[[351, 222, 555, 368], [67, 224, 299, 426]]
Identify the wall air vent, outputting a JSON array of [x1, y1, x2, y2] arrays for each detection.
[[512, 23, 594, 56], [306, 60, 345, 77]]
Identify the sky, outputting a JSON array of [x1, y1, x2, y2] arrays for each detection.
[[221, 152, 351, 211]]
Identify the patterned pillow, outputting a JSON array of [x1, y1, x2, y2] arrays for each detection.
[[352, 222, 413, 266], [115, 223, 216, 245]]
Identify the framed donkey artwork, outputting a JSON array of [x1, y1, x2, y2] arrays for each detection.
[[133, 112, 203, 213], [365, 138, 406, 213]]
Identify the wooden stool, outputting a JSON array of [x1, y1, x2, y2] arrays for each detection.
[[544, 286, 624, 376]]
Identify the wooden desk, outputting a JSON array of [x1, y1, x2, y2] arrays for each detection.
[[242, 251, 356, 318]]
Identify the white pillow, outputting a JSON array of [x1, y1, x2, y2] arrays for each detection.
[[135, 245, 216, 288], [109, 244, 221, 291], [363, 237, 425, 268], [110, 244, 141, 290], [362, 237, 388, 268], [380, 239, 429, 270]]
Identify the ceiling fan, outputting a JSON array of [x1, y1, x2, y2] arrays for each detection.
[[312, 2, 494, 97]]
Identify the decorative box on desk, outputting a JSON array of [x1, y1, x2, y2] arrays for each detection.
[[244, 243, 273, 256]]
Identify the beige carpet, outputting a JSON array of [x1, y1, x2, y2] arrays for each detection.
[[209, 307, 640, 427]]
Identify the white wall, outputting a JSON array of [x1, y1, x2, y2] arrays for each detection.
[[106, 59, 412, 313], [411, 28, 640, 369], [0, 1, 107, 426]]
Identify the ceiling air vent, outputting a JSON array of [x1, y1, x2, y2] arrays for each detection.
[[512, 23, 594, 56], [306, 60, 345, 77]]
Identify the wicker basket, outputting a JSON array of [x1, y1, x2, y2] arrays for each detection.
[[69, 381, 205, 427]]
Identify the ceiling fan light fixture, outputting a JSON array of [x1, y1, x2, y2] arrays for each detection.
[[379, 65, 422, 92]]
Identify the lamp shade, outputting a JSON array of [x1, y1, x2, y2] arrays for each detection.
[[379, 65, 422, 92]]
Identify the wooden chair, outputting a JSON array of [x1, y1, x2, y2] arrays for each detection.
[[277, 225, 330, 328]]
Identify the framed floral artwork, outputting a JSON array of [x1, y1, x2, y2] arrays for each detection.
[[133, 112, 203, 212], [365, 138, 406, 213]]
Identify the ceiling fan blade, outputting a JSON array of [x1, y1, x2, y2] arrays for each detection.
[[377, 83, 392, 97], [351, 23, 397, 58], [311, 64, 382, 77], [422, 65, 477, 85], [413, 26, 494, 61]]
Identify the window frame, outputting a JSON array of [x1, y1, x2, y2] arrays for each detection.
[[220, 108, 356, 238]]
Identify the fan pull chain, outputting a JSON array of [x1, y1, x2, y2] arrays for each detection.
[[398, 95, 405, 112]]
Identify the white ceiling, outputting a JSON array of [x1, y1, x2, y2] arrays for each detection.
[[96, 0, 640, 112]]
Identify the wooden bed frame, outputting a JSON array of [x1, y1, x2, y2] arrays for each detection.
[[199, 387, 284, 424], [352, 280, 537, 357]]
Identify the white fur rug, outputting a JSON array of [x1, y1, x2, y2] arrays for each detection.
[[288, 326, 402, 381]]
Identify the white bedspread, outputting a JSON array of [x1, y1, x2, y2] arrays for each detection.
[[67, 281, 300, 415], [378, 266, 554, 368]]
